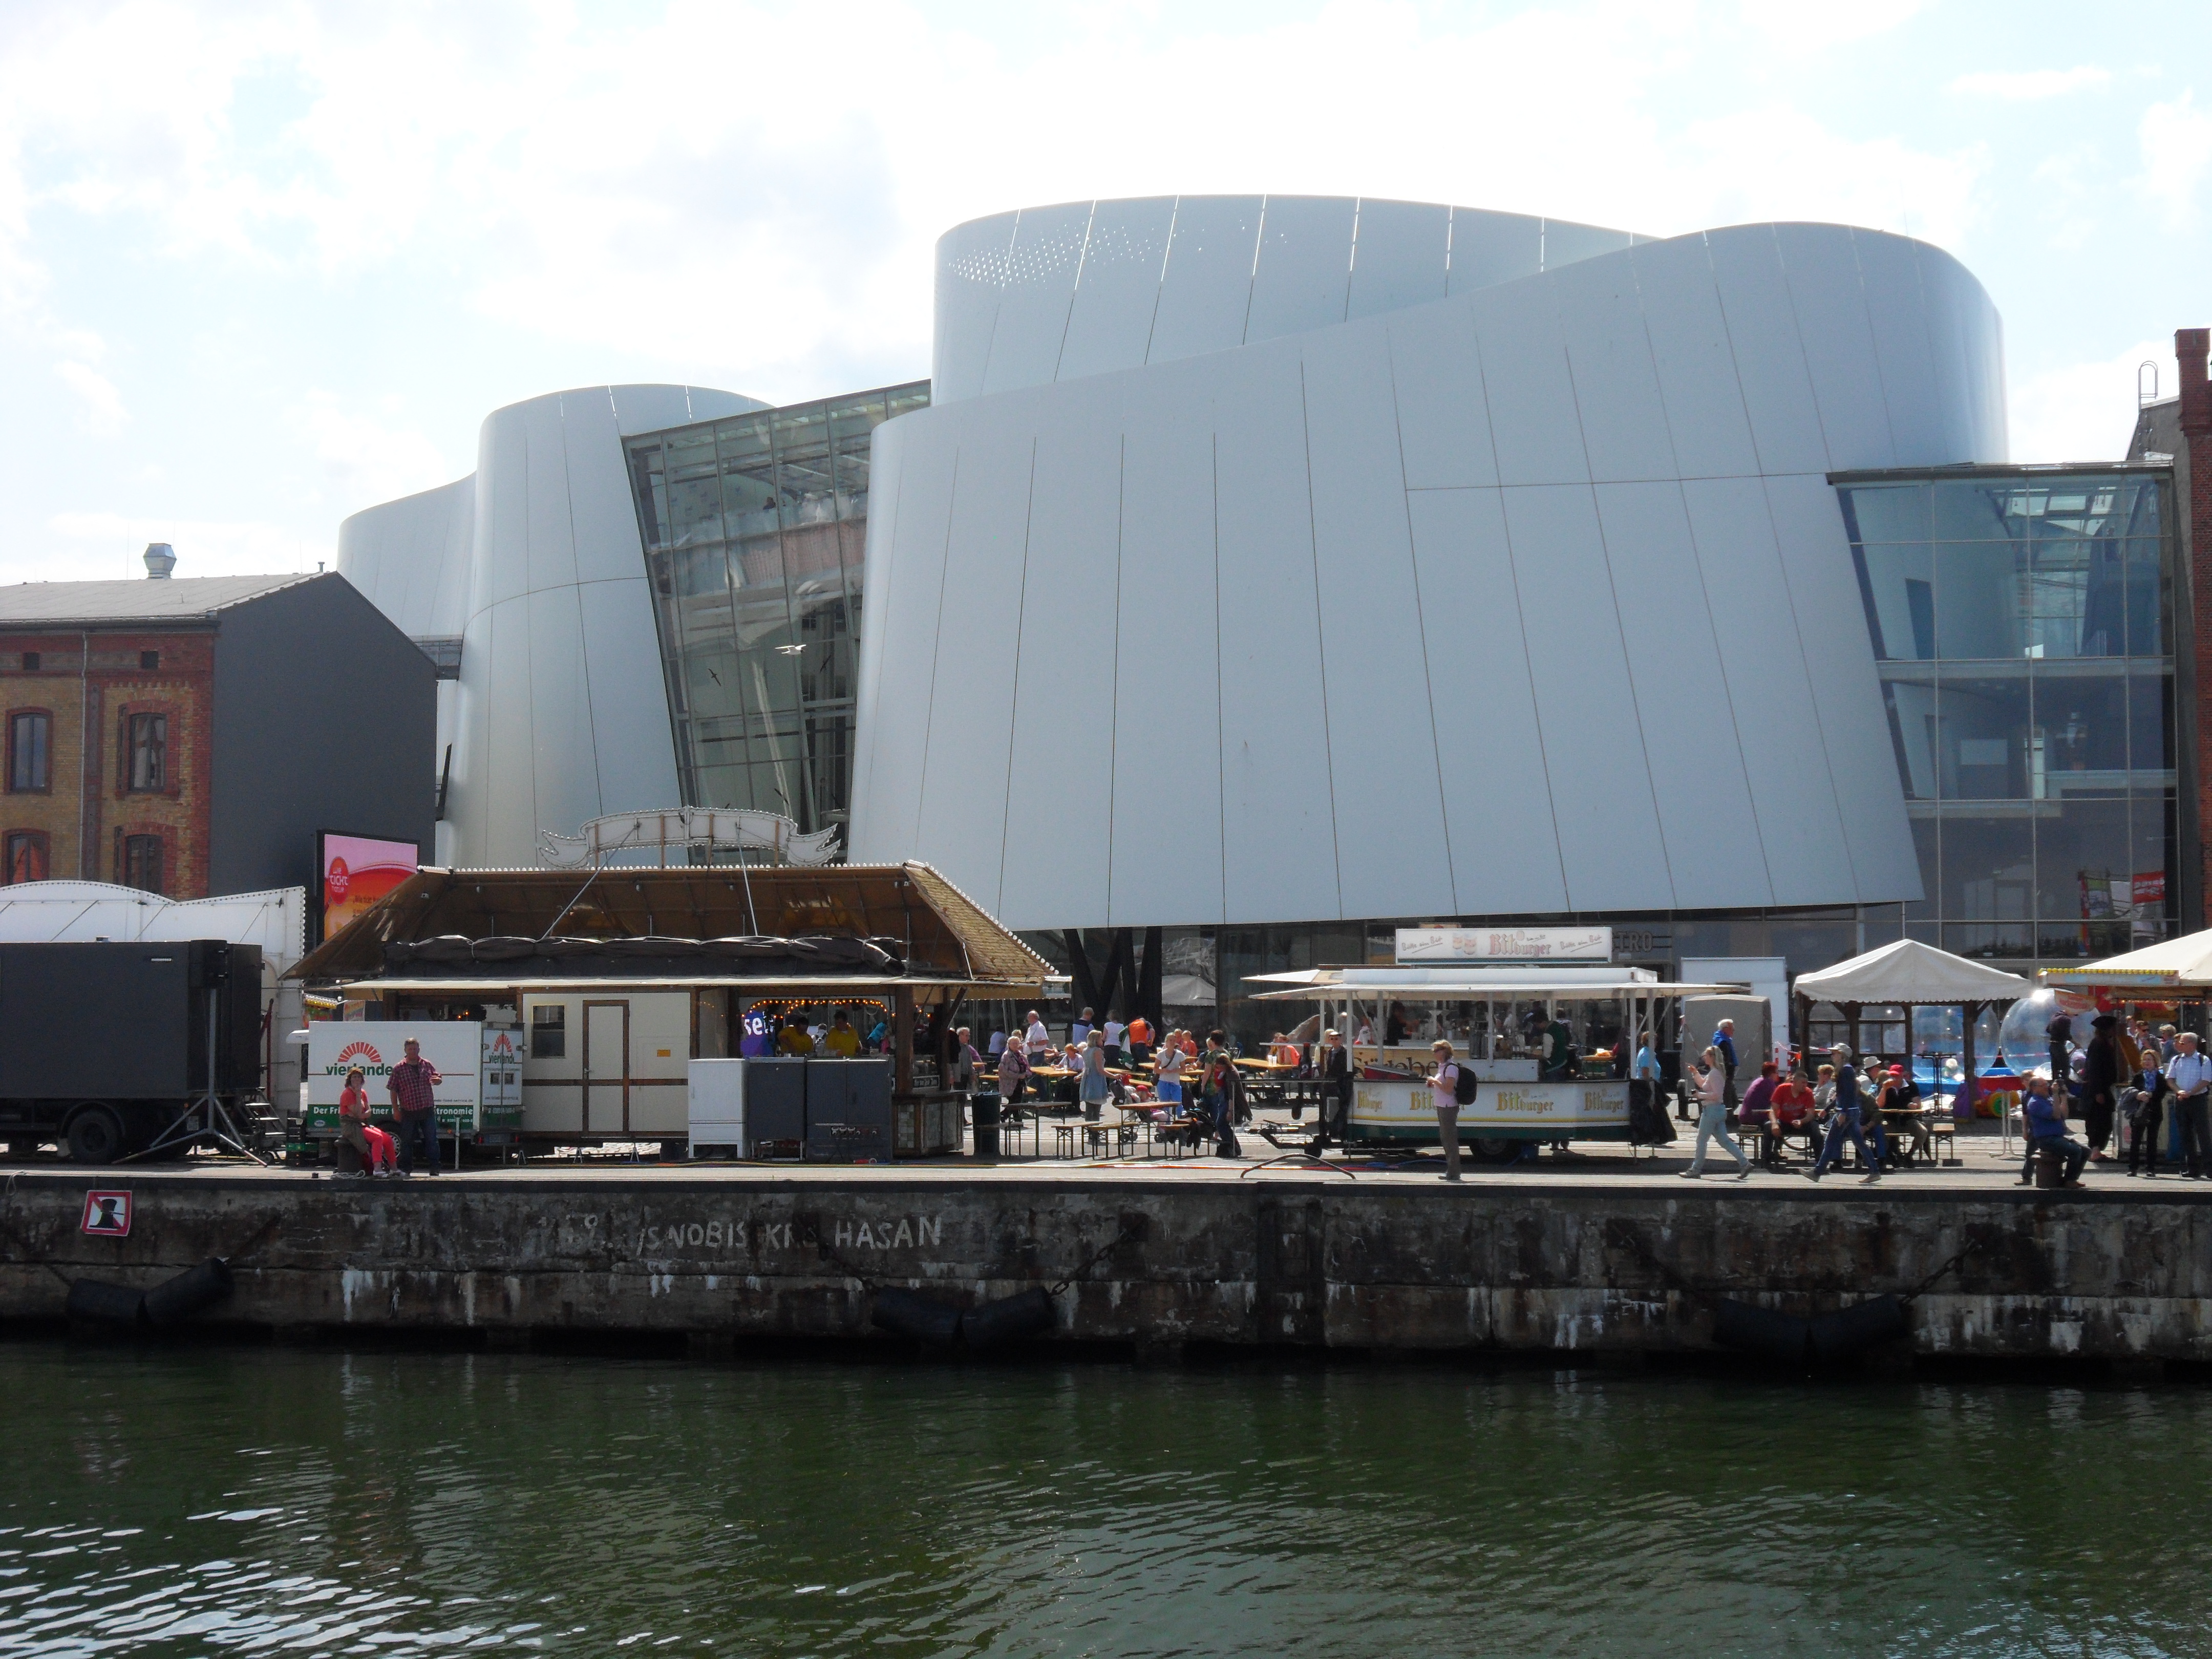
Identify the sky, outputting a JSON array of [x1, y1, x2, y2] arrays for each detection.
[[1, 0, 2207, 584]]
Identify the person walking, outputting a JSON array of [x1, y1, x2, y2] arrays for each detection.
[[1809, 1044, 1879, 1183], [1430, 1039, 1465, 1182], [2082, 1014, 2121, 1161], [1078, 1031, 1113, 1123], [2168, 1031, 2212, 1179], [388, 1037, 444, 1177], [1713, 1018, 1740, 1112], [1201, 1051, 1244, 1158], [1681, 1046, 1751, 1179], [997, 1037, 1031, 1108], [2022, 1075, 2089, 1186], [949, 1026, 980, 1093]]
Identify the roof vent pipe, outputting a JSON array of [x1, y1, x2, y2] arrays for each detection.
[[143, 542, 176, 580]]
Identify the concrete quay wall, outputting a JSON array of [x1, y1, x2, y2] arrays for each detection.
[[4, 1172, 2209, 1365]]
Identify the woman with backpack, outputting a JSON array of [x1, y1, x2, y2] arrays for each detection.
[[1430, 1039, 1467, 1182]]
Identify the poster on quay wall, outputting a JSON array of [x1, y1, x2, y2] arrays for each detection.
[[319, 832, 419, 943]]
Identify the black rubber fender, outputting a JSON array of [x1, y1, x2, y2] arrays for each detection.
[[142, 1257, 234, 1329], [1808, 1294, 1908, 1364], [870, 1285, 962, 1344], [1710, 1298, 1811, 1364], [959, 1287, 1056, 1350], [64, 1279, 147, 1326]]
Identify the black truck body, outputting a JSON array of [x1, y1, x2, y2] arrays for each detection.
[[0, 941, 263, 1163]]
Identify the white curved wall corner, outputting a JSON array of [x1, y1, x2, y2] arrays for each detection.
[[932, 194, 1643, 405], [852, 214, 2006, 931], [338, 383, 767, 868]]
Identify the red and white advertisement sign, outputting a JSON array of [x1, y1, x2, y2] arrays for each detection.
[[2134, 871, 2167, 907], [80, 1190, 132, 1237]]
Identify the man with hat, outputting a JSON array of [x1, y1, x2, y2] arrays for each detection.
[[2081, 1013, 2122, 1162]]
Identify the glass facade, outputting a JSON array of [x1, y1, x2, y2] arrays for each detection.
[[624, 382, 930, 834], [1838, 467, 2182, 966]]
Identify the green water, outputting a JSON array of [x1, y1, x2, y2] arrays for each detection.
[[1, 1343, 2206, 1656]]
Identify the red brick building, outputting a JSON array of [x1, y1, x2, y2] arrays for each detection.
[[0, 562, 435, 899]]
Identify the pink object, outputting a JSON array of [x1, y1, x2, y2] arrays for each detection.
[[361, 1124, 398, 1172]]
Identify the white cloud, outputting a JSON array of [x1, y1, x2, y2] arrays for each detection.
[[53, 358, 124, 435], [2138, 91, 2212, 227], [1949, 67, 2111, 100], [2009, 338, 2172, 465], [1734, 0, 1932, 53], [296, 392, 463, 517]]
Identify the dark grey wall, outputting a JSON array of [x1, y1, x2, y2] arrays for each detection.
[[209, 573, 435, 902]]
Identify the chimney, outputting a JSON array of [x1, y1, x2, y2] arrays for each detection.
[[142, 542, 176, 580], [2178, 330, 2212, 927]]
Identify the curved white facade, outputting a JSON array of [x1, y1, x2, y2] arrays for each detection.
[[339, 384, 763, 865], [850, 198, 2008, 930]]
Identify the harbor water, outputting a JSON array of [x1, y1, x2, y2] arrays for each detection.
[[3, 1342, 2206, 1656]]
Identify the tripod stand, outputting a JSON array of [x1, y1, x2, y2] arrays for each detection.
[[128, 976, 269, 1166]]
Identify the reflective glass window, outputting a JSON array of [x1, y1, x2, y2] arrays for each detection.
[[1937, 672, 2030, 798], [1880, 666, 1936, 798], [1937, 813, 2032, 920], [1931, 541, 2018, 658], [2032, 665, 2128, 796], [2130, 671, 2172, 775]]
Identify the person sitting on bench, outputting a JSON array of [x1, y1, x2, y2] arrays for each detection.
[[338, 1066, 397, 1177], [2020, 1075, 2088, 1187]]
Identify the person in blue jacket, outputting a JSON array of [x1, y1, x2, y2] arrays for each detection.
[[2022, 1074, 2088, 1186]]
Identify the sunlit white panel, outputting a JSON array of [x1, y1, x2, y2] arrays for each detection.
[[934, 214, 1019, 403], [609, 385, 761, 436], [1211, 344, 1342, 923], [561, 391, 646, 586], [1772, 224, 1894, 471], [981, 200, 1092, 397], [1915, 245, 1980, 463], [451, 606, 496, 866], [1542, 218, 1635, 270], [1469, 278, 1589, 487], [847, 417, 907, 848], [1704, 226, 1830, 476], [851, 417, 963, 861], [908, 419, 1038, 900], [1057, 197, 1176, 384], [1679, 475, 1855, 906], [1551, 253, 1675, 483], [1632, 236, 1760, 481], [995, 392, 1127, 928], [1496, 485, 1672, 911], [1245, 195, 1355, 343], [1299, 324, 1453, 919], [1446, 209, 1542, 295], [1591, 482, 1772, 905], [1110, 355, 1224, 927], [1347, 199, 1449, 322], [1147, 196, 1263, 365], [1390, 302, 1500, 490], [1762, 471, 1922, 899], [521, 396, 580, 597], [526, 583, 598, 839], [476, 406, 530, 611], [1403, 488, 1567, 913], [430, 478, 475, 639], [480, 595, 538, 865], [579, 576, 682, 826], [1853, 230, 1946, 466]]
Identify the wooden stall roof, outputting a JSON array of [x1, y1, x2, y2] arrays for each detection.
[[287, 862, 1053, 990]]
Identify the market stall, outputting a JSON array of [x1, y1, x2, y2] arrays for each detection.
[[1790, 939, 2030, 1122]]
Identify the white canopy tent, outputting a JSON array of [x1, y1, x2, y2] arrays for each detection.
[[1793, 938, 2030, 1120], [2041, 927, 2212, 991]]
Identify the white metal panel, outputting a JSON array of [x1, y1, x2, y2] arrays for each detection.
[[995, 390, 1127, 927], [1914, 243, 1980, 464], [578, 576, 682, 823], [429, 476, 475, 637], [1678, 475, 1856, 906], [1245, 195, 1355, 343], [476, 402, 531, 611], [908, 417, 1038, 898], [1590, 481, 1773, 905], [1468, 276, 1589, 487], [1541, 218, 1635, 270], [1402, 488, 1569, 912], [521, 394, 581, 596], [1762, 470, 1924, 900], [610, 385, 762, 436], [849, 416, 962, 862], [1631, 235, 1762, 482], [1146, 196, 1263, 366], [846, 413, 908, 853], [480, 594, 539, 865], [1704, 225, 1831, 476], [525, 583, 599, 839], [981, 200, 1092, 397], [1211, 343, 1343, 923], [934, 213, 1019, 404], [1347, 199, 1450, 322], [1852, 229, 1945, 466], [1109, 356, 1224, 926], [1771, 223, 1895, 471], [560, 390, 648, 585], [1298, 322, 1453, 920], [1446, 209, 1543, 295], [450, 605, 494, 865], [1551, 253, 1676, 483], [1057, 197, 1176, 385], [1389, 301, 1500, 490], [1495, 484, 1673, 911]]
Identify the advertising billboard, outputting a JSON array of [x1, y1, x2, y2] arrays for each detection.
[[303, 1020, 480, 1132], [1394, 926, 1613, 964], [318, 832, 418, 943]]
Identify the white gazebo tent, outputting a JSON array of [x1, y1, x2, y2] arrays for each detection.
[[2041, 926, 2212, 993], [1792, 939, 2032, 1111]]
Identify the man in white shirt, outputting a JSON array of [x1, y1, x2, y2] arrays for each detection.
[[1102, 1017, 1127, 1065], [2167, 1032, 2212, 1178], [1024, 1010, 1050, 1059], [1430, 1039, 1464, 1183]]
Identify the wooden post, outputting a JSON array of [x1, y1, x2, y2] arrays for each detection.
[[893, 985, 914, 1097], [1960, 999, 1982, 1120]]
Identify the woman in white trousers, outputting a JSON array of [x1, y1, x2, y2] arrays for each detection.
[[1681, 1045, 1751, 1179]]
